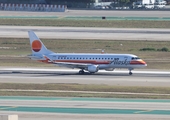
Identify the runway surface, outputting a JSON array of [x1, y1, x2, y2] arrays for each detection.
[[0, 10, 170, 17], [0, 26, 170, 40], [0, 96, 170, 120], [0, 68, 170, 86]]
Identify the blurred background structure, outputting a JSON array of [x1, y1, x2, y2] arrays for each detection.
[[0, 0, 169, 9]]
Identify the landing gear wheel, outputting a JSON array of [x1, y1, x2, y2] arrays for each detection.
[[79, 70, 84, 74], [129, 72, 133, 75], [128, 68, 133, 75]]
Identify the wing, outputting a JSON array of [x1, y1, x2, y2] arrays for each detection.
[[27, 54, 43, 60], [43, 55, 91, 69], [54, 62, 91, 69]]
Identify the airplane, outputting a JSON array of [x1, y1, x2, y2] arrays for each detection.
[[28, 31, 147, 75]]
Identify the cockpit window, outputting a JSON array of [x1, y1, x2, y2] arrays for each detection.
[[132, 57, 140, 60]]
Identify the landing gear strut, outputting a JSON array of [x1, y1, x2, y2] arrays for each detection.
[[79, 69, 84, 74], [128, 68, 133, 75]]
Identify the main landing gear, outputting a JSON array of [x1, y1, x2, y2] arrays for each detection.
[[128, 68, 133, 75], [129, 71, 133, 75], [79, 69, 84, 74]]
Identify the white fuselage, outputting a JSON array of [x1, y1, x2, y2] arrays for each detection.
[[42, 53, 147, 70]]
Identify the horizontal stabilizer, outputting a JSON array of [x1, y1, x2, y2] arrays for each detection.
[[27, 55, 43, 60]]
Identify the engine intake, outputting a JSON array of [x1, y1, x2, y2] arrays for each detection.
[[87, 65, 98, 73]]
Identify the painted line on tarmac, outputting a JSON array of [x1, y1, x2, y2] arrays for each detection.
[[0, 16, 58, 19], [1, 96, 170, 103], [0, 16, 170, 20], [134, 110, 153, 114], [65, 16, 170, 21], [0, 106, 17, 110]]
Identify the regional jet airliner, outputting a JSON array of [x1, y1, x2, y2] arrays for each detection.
[[28, 31, 147, 75]]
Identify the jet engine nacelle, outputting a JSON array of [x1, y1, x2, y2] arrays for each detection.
[[105, 68, 115, 71], [87, 65, 98, 73]]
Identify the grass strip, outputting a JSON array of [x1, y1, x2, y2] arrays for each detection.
[[0, 83, 170, 99], [0, 91, 170, 99], [0, 18, 170, 28], [0, 83, 170, 94]]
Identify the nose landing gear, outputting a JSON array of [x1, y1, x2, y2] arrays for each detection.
[[128, 68, 133, 75]]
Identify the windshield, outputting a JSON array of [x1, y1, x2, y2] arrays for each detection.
[[132, 57, 140, 60]]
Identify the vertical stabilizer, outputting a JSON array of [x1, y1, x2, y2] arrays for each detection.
[[28, 31, 52, 55]]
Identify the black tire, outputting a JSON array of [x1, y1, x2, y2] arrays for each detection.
[[129, 72, 133, 75], [79, 70, 84, 74]]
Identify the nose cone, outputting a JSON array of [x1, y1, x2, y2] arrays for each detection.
[[130, 59, 147, 67], [144, 62, 147, 67], [144, 61, 147, 66], [141, 60, 147, 66]]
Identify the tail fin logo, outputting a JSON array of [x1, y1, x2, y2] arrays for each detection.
[[32, 40, 42, 52]]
